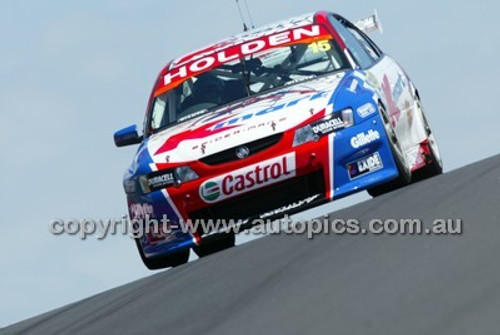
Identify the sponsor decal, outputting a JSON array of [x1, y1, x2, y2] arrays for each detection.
[[172, 15, 314, 68], [200, 181, 221, 202], [157, 25, 331, 95], [199, 153, 296, 203], [347, 152, 383, 179], [347, 78, 358, 93], [357, 103, 376, 118], [381, 75, 401, 123], [177, 109, 208, 123], [192, 118, 287, 151], [146, 170, 175, 192], [365, 71, 379, 90], [392, 74, 407, 105], [350, 130, 380, 149], [213, 90, 328, 130], [259, 194, 322, 219], [311, 115, 344, 136], [129, 203, 154, 220]]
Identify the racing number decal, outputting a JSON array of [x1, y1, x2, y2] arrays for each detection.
[[309, 40, 331, 53]]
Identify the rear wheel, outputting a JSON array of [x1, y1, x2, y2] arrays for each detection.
[[135, 238, 190, 270], [413, 100, 443, 180], [193, 232, 235, 258], [367, 104, 411, 197]]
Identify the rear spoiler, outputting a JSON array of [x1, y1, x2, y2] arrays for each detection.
[[354, 9, 383, 35]]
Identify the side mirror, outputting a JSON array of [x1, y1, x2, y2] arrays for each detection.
[[114, 125, 143, 147]]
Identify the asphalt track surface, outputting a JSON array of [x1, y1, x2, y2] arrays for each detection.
[[4, 154, 500, 335]]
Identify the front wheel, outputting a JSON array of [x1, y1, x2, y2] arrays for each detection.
[[135, 238, 190, 270], [368, 104, 411, 197]]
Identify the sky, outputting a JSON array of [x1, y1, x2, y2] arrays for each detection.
[[1, 0, 500, 327]]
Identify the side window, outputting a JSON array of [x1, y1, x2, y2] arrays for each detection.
[[328, 15, 374, 69], [347, 27, 380, 61], [355, 26, 383, 56], [150, 95, 168, 130]]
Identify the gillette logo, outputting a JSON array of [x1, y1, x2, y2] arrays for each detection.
[[350, 130, 380, 149]]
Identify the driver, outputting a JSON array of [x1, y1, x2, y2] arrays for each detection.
[[180, 74, 226, 111]]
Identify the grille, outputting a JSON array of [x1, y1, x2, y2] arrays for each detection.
[[190, 170, 325, 223], [200, 133, 283, 166]]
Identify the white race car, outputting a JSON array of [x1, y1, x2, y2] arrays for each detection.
[[114, 10, 442, 269]]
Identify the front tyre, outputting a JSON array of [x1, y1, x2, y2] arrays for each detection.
[[135, 238, 190, 270], [368, 104, 411, 197]]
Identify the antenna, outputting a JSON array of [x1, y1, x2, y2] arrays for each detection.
[[235, 0, 249, 32], [244, 0, 255, 29]]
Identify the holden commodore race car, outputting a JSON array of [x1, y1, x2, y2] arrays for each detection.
[[114, 10, 442, 269]]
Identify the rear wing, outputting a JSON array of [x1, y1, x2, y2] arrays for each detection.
[[354, 9, 383, 35]]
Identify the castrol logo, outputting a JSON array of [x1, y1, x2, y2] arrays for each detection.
[[199, 153, 296, 203]]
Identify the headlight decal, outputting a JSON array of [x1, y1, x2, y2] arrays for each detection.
[[293, 124, 316, 147], [174, 166, 199, 185]]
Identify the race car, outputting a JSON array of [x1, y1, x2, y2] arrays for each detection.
[[114, 10, 442, 269]]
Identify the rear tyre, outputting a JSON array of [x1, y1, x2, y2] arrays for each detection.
[[413, 100, 443, 180], [418, 135, 443, 179], [193, 232, 235, 258], [135, 238, 190, 270], [367, 104, 411, 197]]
